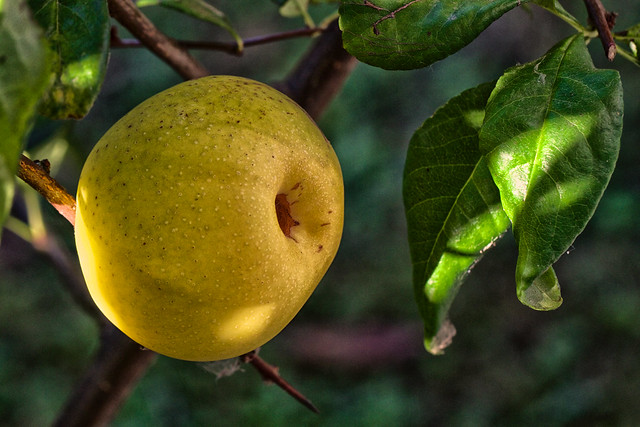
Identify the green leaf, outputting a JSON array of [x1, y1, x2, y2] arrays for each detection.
[[479, 34, 623, 310], [403, 81, 510, 354], [0, 0, 51, 241], [339, 0, 528, 70], [277, 0, 315, 28], [137, 0, 244, 52], [531, 0, 583, 32], [28, 0, 110, 119]]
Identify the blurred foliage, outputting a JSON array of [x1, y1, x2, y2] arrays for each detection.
[[1, 1, 640, 426]]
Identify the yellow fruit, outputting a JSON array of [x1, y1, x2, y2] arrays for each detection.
[[74, 76, 344, 361]]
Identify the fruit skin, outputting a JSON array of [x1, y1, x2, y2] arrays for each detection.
[[74, 76, 343, 361]]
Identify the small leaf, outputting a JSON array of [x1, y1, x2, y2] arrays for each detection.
[[137, 0, 244, 52], [616, 22, 640, 40], [278, 0, 315, 28], [403, 81, 510, 354], [28, 0, 110, 119], [0, 0, 51, 241], [339, 0, 528, 70], [479, 34, 623, 310], [279, 0, 308, 17], [615, 22, 640, 66]]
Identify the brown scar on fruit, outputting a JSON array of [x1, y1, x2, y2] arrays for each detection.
[[320, 222, 331, 227], [317, 245, 323, 252], [275, 193, 299, 240]]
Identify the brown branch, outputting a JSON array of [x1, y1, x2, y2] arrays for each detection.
[[107, 0, 209, 79], [53, 326, 157, 427], [273, 19, 357, 120], [111, 26, 329, 55], [584, 0, 617, 61], [31, 230, 109, 328], [240, 351, 319, 414], [17, 155, 76, 226]]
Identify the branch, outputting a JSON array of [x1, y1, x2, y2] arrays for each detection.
[[111, 26, 330, 55], [273, 19, 357, 120], [107, 0, 209, 79], [31, 228, 109, 328], [17, 155, 76, 226], [53, 326, 157, 427], [583, 0, 617, 61]]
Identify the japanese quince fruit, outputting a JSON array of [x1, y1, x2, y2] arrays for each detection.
[[74, 76, 344, 361]]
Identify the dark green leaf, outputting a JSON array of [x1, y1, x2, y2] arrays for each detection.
[[0, 0, 51, 241], [339, 0, 528, 70], [28, 0, 110, 119], [137, 0, 243, 51], [403, 81, 510, 354], [479, 34, 623, 310]]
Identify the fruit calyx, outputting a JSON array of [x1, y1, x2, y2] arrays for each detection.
[[275, 193, 299, 239]]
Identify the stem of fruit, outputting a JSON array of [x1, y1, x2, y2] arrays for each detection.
[[241, 351, 320, 414], [107, 0, 209, 79]]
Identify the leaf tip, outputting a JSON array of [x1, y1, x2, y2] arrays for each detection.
[[517, 267, 563, 311], [424, 319, 456, 355]]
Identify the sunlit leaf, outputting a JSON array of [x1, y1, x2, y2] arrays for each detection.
[[0, 0, 51, 241], [339, 0, 528, 70], [137, 0, 243, 52], [403, 81, 510, 354], [479, 34, 623, 310], [28, 0, 109, 119]]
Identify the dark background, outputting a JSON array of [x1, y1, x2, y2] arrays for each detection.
[[2, 1, 639, 425]]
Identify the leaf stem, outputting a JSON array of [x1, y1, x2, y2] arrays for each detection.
[[583, 0, 617, 61]]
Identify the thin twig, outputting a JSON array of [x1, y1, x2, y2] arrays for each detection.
[[111, 26, 329, 55], [240, 351, 320, 414], [17, 155, 76, 226], [583, 0, 617, 61], [107, 0, 209, 79]]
